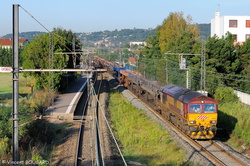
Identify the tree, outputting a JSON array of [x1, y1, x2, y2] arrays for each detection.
[[140, 12, 201, 86], [205, 33, 242, 90], [142, 26, 161, 59], [0, 47, 12, 66], [21, 28, 81, 90], [159, 12, 200, 54], [236, 39, 250, 92]]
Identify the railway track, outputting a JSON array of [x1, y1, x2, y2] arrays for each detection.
[[73, 71, 249, 165], [69, 72, 127, 166], [161, 114, 248, 165], [75, 72, 105, 166], [122, 84, 250, 166], [196, 140, 247, 166]]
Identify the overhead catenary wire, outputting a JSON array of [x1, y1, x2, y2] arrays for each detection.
[[141, 57, 250, 81], [19, 5, 81, 56], [138, 57, 249, 93], [19, 5, 50, 33], [206, 70, 250, 79]]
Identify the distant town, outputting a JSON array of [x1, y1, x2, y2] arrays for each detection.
[[1, 24, 210, 48]]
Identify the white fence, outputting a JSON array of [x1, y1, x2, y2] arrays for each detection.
[[234, 90, 250, 105]]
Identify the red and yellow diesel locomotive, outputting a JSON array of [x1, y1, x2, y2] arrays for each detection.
[[94, 57, 218, 139]]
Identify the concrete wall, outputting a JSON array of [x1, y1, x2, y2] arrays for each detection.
[[234, 90, 250, 105]]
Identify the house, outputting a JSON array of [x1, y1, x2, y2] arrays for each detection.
[[211, 12, 250, 45], [128, 57, 136, 66], [129, 42, 146, 47], [0, 38, 28, 49]]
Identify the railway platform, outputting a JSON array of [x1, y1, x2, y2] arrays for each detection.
[[44, 76, 88, 120]]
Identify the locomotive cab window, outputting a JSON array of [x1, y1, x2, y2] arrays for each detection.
[[190, 104, 201, 113], [204, 104, 216, 113]]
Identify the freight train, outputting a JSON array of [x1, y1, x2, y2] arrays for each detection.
[[93, 57, 218, 139]]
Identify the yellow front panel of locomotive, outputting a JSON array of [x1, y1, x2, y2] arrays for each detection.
[[188, 113, 217, 126]]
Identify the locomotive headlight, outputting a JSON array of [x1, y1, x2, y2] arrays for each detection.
[[189, 121, 196, 124], [210, 120, 217, 124]]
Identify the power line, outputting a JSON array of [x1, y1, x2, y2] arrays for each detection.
[[19, 5, 80, 55], [206, 70, 250, 79], [19, 5, 50, 33]]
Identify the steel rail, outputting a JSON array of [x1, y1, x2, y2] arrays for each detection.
[[74, 73, 94, 166], [125, 86, 237, 166], [74, 72, 105, 166], [208, 140, 246, 166], [94, 73, 105, 166]]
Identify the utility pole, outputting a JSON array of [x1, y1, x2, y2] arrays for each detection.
[[165, 53, 202, 89], [12, 4, 19, 162], [200, 39, 206, 94], [72, 36, 76, 68], [9, 5, 101, 162], [49, 33, 54, 89], [179, 54, 190, 89], [165, 58, 168, 84]]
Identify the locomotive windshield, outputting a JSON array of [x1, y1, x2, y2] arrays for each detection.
[[204, 104, 216, 113], [189, 103, 216, 113], [190, 104, 201, 113]]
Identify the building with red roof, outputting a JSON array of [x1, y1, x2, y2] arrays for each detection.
[[0, 38, 28, 49], [128, 57, 136, 66]]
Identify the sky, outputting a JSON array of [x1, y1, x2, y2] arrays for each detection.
[[1, 0, 250, 36]]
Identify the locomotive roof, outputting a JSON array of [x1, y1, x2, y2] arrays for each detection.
[[162, 84, 204, 103]]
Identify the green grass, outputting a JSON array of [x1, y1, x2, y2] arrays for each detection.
[[109, 91, 187, 165], [0, 73, 12, 94], [218, 102, 250, 149], [0, 73, 34, 102]]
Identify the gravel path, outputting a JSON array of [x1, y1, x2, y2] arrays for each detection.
[[50, 120, 80, 166]]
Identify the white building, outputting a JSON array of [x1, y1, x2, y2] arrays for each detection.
[[129, 42, 146, 47], [211, 12, 250, 44]]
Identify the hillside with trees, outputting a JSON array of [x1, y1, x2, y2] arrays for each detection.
[[1, 24, 210, 48], [2, 31, 45, 41]]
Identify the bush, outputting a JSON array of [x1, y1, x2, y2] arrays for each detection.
[[214, 87, 238, 104], [31, 154, 48, 166], [0, 137, 9, 158], [24, 88, 58, 114], [219, 102, 250, 150]]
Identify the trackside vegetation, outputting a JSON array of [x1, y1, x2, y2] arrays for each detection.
[[215, 87, 250, 152], [0, 73, 64, 162], [108, 91, 192, 165], [0, 93, 65, 162], [219, 101, 250, 149]]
